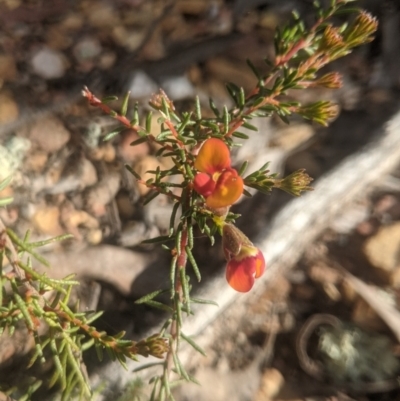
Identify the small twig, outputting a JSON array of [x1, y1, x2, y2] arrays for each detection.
[[82, 87, 140, 129], [296, 313, 342, 380], [0, 218, 26, 281]]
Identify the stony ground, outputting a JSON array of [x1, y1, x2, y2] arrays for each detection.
[[2, 1, 400, 400]]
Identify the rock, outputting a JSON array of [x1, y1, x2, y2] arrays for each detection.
[[133, 155, 164, 196], [82, 120, 103, 149], [0, 55, 17, 81], [205, 56, 256, 91], [33, 245, 155, 296], [272, 123, 315, 153], [31, 206, 64, 236], [127, 70, 158, 99], [0, 136, 30, 180], [26, 116, 70, 153], [98, 51, 116, 70], [30, 47, 67, 79], [176, 0, 210, 15], [60, 13, 84, 30], [86, 228, 103, 245], [0, 324, 35, 368], [117, 129, 150, 163], [19, 203, 36, 221], [235, 117, 272, 163], [0, 205, 17, 226], [87, 4, 119, 28], [118, 221, 159, 247], [73, 37, 102, 62], [60, 201, 100, 241], [363, 222, 400, 282], [0, 92, 19, 124], [115, 191, 135, 219], [143, 194, 176, 232], [89, 143, 116, 163], [45, 25, 73, 50], [159, 75, 194, 100], [84, 171, 121, 216], [258, 10, 280, 30], [138, 26, 166, 60], [173, 358, 264, 401], [24, 149, 48, 173], [112, 26, 145, 51], [61, 208, 99, 230], [39, 157, 97, 195], [254, 368, 284, 401]]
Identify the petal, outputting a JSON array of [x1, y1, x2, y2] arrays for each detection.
[[193, 172, 216, 197], [226, 256, 256, 292], [206, 169, 243, 209], [225, 246, 265, 292], [195, 138, 231, 174], [254, 250, 266, 278]]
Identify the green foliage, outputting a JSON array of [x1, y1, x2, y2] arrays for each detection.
[[0, 176, 13, 207], [0, 222, 167, 400], [82, 2, 376, 398]]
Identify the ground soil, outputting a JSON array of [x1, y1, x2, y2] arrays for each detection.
[[2, 1, 400, 400]]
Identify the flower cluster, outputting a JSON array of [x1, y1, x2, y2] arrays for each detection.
[[193, 138, 243, 209], [192, 138, 265, 292]]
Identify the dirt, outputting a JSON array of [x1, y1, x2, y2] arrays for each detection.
[[2, 1, 400, 400]]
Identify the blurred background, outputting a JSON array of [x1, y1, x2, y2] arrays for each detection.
[[2, 0, 400, 400]]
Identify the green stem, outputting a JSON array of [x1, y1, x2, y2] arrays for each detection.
[[163, 224, 188, 394]]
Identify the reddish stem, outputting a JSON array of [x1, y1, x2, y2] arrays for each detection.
[[164, 120, 186, 149], [165, 226, 188, 382], [82, 87, 140, 130]]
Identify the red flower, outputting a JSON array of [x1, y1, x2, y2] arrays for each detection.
[[193, 138, 243, 209], [222, 224, 265, 293]]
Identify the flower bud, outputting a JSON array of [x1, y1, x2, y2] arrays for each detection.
[[222, 224, 265, 293]]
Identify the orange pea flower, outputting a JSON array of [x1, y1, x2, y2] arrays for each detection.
[[222, 223, 265, 293], [193, 138, 243, 209]]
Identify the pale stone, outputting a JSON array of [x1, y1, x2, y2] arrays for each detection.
[[160, 75, 194, 100], [112, 26, 145, 51], [27, 116, 70, 153], [24, 149, 48, 173], [31, 47, 66, 79], [272, 123, 315, 153], [61, 14, 84, 30], [127, 70, 158, 99], [86, 229, 103, 245], [133, 156, 164, 196], [87, 4, 119, 27], [0, 92, 19, 124], [46, 26, 73, 50], [0, 55, 17, 81], [98, 51, 116, 70], [254, 368, 284, 401], [31, 206, 64, 236], [117, 129, 150, 163], [73, 37, 102, 62], [84, 171, 120, 216], [364, 222, 400, 273]]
